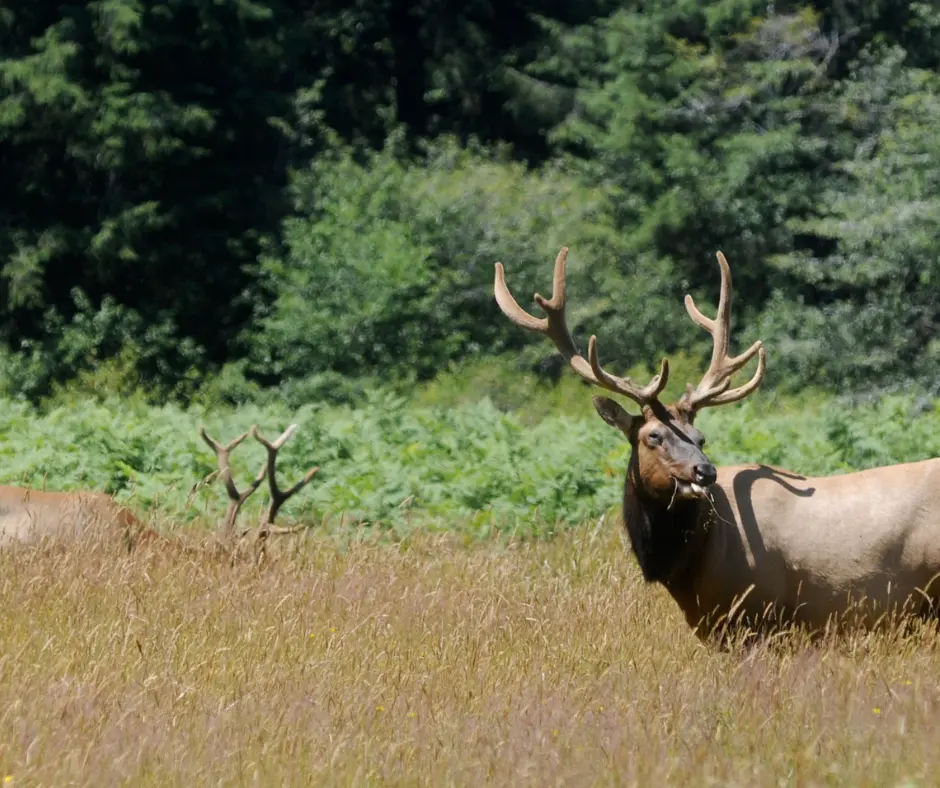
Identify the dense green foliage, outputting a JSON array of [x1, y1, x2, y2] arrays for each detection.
[[253, 141, 620, 395], [0, 0, 302, 396], [1, 1, 940, 402], [7, 366, 940, 535]]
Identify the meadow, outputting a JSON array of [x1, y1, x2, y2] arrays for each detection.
[[1, 528, 939, 786], [2, 366, 940, 785]]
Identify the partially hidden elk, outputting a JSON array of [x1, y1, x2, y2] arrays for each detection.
[[0, 486, 148, 549], [0, 424, 317, 556], [495, 247, 940, 639]]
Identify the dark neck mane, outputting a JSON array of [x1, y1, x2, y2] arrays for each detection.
[[622, 456, 708, 587]]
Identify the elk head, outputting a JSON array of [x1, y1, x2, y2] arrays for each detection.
[[494, 248, 765, 509]]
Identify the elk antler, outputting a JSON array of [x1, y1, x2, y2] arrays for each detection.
[[494, 247, 669, 409], [199, 426, 266, 538], [682, 251, 766, 410], [251, 424, 319, 537]]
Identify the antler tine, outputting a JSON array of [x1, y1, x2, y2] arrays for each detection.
[[494, 247, 669, 408], [703, 345, 766, 406], [199, 426, 267, 537], [251, 424, 319, 530], [494, 248, 579, 355], [588, 336, 669, 403], [200, 427, 251, 500], [682, 251, 767, 410]]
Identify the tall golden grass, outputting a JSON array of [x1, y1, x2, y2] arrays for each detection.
[[0, 524, 937, 786]]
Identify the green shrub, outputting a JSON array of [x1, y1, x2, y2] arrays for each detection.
[[251, 137, 654, 388], [2, 365, 938, 538]]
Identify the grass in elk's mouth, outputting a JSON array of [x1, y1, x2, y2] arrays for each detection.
[[0, 525, 938, 786]]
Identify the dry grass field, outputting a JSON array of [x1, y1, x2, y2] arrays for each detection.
[[1, 523, 938, 787]]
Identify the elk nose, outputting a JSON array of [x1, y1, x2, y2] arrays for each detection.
[[693, 463, 717, 487]]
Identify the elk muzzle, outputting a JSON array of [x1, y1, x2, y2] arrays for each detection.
[[662, 441, 716, 501]]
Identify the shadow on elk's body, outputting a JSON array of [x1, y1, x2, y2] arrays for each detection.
[[495, 247, 940, 641]]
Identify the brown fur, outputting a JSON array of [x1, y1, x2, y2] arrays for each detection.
[[596, 398, 940, 640], [0, 486, 153, 549]]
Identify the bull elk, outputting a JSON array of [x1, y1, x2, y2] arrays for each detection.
[[495, 247, 940, 638]]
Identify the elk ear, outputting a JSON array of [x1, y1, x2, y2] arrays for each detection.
[[592, 396, 637, 438]]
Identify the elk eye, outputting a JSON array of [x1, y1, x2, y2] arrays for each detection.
[[647, 432, 663, 447]]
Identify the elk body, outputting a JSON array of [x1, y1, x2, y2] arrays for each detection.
[[0, 486, 147, 548], [495, 248, 940, 638]]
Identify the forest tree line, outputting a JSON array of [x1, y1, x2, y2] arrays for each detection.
[[1, 0, 939, 405]]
